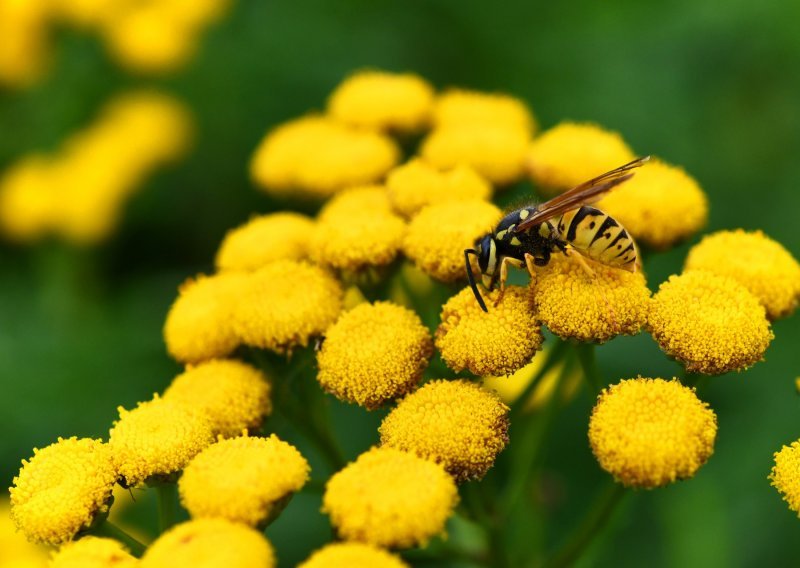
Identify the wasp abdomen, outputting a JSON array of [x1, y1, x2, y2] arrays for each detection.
[[554, 206, 637, 270]]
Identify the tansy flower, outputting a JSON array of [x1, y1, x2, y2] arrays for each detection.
[[379, 379, 509, 482], [436, 286, 543, 376], [532, 254, 651, 343], [108, 396, 214, 486], [317, 302, 433, 409], [588, 378, 717, 488], [9, 438, 117, 546], [179, 435, 309, 527], [647, 271, 773, 375], [309, 186, 406, 274], [404, 199, 501, 282], [684, 229, 800, 319], [386, 159, 492, 218], [163, 271, 247, 364], [0, 498, 48, 567], [328, 70, 435, 132], [431, 89, 535, 133], [0, 156, 54, 242], [250, 115, 400, 200], [162, 359, 272, 438], [597, 159, 708, 249], [50, 537, 137, 568], [0, 0, 50, 88], [769, 440, 800, 516], [232, 260, 343, 354], [322, 447, 458, 548], [526, 122, 636, 194], [299, 542, 409, 568], [215, 212, 315, 272], [141, 519, 275, 568]]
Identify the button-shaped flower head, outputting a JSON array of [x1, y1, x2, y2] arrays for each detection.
[[299, 542, 409, 568], [50, 537, 137, 568], [770, 440, 800, 516]]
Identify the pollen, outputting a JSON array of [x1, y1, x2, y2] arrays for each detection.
[[163, 271, 247, 364], [10, 438, 117, 546], [322, 447, 458, 548], [317, 302, 433, 409], [526, 122, 635, 195], [386, 158, 492, 218], [50, 537, 137, 568], [532, 254, 651, 343], [179, 435, 309, 527], [250, 115, 400, 200], [403, 199, 501, 283], [684, 229, 800, 319], [215, 212, 315, 272], [379, 379, 509, 482], [141, 518, 276, 568], [647, 271, 774, 375], [598, 158, 708, 249], [108, 395, 214, 487], [163, 359, 272, 438], [436, 285, 543, 376], [299, 542, 410, 568], [232, 260, 343, 354], [588, 377, 717, 489], [328, 70, 435, 132], [769, 440, 800, 516], [431, 89, 536, 133]]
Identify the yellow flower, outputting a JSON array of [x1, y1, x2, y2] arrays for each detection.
[[328, 70, 435, 132], [317, 302, 433, 409], [0, 156, 55, 242], [163, 272, 247, 364], [215, 212, 315, 272], [588, 377, 717, 488], [0, 0, 50, 88], [436, 286, 543, 376], [0, 498, 47, 568], [526, 122, 636, 194], [403, 199, 501, 282], [179, 435, 309, 526], [299, 542, 409, 568], [769, 440, 800, 516], [163, 359, 272, 438], [322, 447, 458, 548], [50, 537, 137, 568], [531, 254, 651, 342], [647, 271, 773, 375], [51, 0, 117, 28], [108, 396, 214, 486], [421, 124, 530, 186], [431, 89, 535, 133], [250, 115, 400, 200], [386, 159, 492, 218], [379, 379, 509, 481], [233, 260, 343, 354], [309, 186, 406, 274], [684, 229, 800, 319], [597, 159, 708, 249], [9, 438, 117, 546], [141, 519, 275, 568]]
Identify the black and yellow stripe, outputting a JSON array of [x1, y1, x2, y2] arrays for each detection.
[[552, 206, 638, 271]]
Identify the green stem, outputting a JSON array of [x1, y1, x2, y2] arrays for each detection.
[[510, 339, 569, 418], [91, 520, 147, 557], [681, 371, 706, 389], [574, 342, 602, 394], [156, 483, 177, 533], [543, 481, 627, 568]]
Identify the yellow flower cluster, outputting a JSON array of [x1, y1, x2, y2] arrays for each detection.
[[0, 91, 191, 244], [0, 0, 50, 88], [770, 440, 800, 516], [0, 498, 47, 568], [50, 537, 137, 568], [299, 542, 409, 568]]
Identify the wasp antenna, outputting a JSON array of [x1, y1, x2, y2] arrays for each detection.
[[464, 249, 488, 313]]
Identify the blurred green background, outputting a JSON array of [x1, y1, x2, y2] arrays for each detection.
[[1, 0, 799, 566]]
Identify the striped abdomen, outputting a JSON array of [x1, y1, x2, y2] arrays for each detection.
[[550, 206, 638, 271]]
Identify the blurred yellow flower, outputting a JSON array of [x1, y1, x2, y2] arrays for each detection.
[[589, 377, 717, 488], [0, 0, 50, 88], [436, 286, 543, 376], [250, 115, 400, 199], [141, 519, 275, 568], [179, 435, 309, 526], [322, 447, 458, 548], [526, 122, 635, 194], [317, 302, 433, 409], [379, 379, 509, 482], [770, 440, 800, 516], [215, 212, 315, 272], [163, 359, 272, 438], [50, 0, 117, 28], [10, 438, 117, 546], [431, 89, 535, 133], [685, 229, 800, 319], [233, 260, 343, 354], [108, 396, 214, 486], [0, 156, 55, 242], [50, 537, 137, 568], [0, 499, 47, 568], [647, 271, 773, 375], [299, 542, 409, 568], [403, 199, 501, 282], [328, 70, 435, 132], [386, 159, 492, 218]]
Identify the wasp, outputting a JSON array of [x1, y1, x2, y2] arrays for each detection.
[[464, 156, 649, 312]]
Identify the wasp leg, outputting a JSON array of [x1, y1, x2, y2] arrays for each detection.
[[564, 246, 596, 278], [493, 256, 516, 307]]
